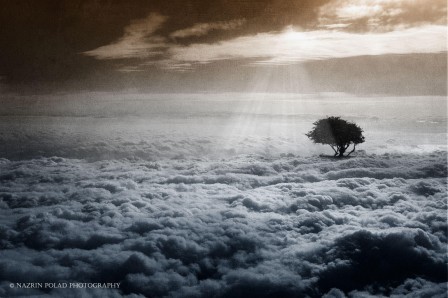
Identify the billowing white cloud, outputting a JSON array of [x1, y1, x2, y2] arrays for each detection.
[[167, 25, 446, 66], [170, 19, 246, 39], [0, 150, 446, 297], [83, 13, 168, 60]]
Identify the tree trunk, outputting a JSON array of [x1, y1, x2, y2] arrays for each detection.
[[338, 146, 345, 157]]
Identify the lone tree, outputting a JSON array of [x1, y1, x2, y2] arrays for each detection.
[[306, 116, 365, 157]]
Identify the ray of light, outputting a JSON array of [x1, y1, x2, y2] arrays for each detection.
[[216, 29, 323, 156]]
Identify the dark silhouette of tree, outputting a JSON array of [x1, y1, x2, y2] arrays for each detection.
[[306, 116, 365, 157]]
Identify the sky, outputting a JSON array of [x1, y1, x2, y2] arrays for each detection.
[[0, 0, 446, 94]]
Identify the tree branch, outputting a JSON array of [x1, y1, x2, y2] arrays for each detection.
[[330, 145, 338, 156], [346, 144, 356, 156]]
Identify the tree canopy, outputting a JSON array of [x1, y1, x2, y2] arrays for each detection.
[[306, 116, 365, 157]]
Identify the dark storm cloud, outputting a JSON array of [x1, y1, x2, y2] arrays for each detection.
[[0, 0, 326, 84], [0, 0, 445, 94], [81, 4, 446, 72], [0, 1, 145, 81]]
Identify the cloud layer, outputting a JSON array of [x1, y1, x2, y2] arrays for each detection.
[[170, 19, 246, 39], [0, 150, 446, 297], [83, 13, 169, 60], [0, 92, 446, 296], [80, 0, 447, 72], [167, 25, 446, 66], [318, 0, 447, 31]]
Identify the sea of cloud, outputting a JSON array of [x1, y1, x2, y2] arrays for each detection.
[[0, 151, 446, 297], [0, 93, 446, 297]]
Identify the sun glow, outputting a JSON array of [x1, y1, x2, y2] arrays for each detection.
[[280, 26, 302, 42]]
